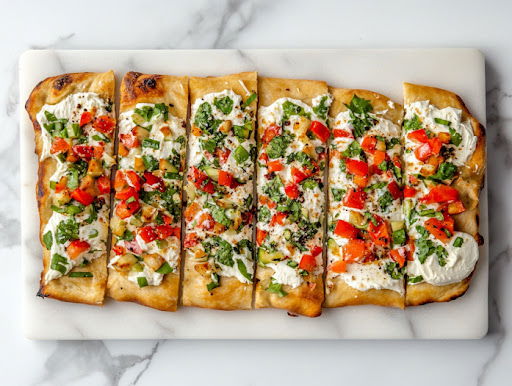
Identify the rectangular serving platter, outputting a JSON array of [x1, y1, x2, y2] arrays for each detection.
[[20, 49, 488, 339]]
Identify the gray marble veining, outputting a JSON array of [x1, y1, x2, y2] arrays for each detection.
[[2, 0, 511, 385]]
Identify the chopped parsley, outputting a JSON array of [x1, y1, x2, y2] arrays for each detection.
[[213, 96, 234, 115], [403, 115, 422, 131]]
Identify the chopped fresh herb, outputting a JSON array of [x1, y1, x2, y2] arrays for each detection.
[[69, 272, 93, 278], [407, 275, 424, 284], [342, 140, 362, 158], [267, 278, 288, 297], [207, 273, 220, 291], [194, 102, 221, 133], [454, 237, 464, 248], [50, 253, 68, 274], [312, 95, 330, 120], [267, 132, 293, 159], [154, 103, 169, 121], [210, 206, 233, 228], [287, 260, 299, 268], [85, 204, 97, 224], [416, 239, 435, 264], [233, 145, 250, 164], [142, 138, 160, 150], [43, 231, 53, 250], [49, 181, 57, 190], [436, 245, 448, 266], [242, 92, 257, 109], [378, 161, 388, 171], [214, 96, 234, 115], [258, 206, 271, 222], [392, 229, 406, 245], [156, 262, 173, 274], [119, 230, 134, 241], [142, 154, 159, 171], [339, 158, 346, 172], [126, 196, 136, 204], [331, 188, 345, 202], [282, 101, 310, 121], [434, 117, 451, 126], [418, 209, 444, 221], [403, 115, 422, 131], [364, 181, 387, 192], [301, 178, 319, 190], [137, 276, 149, 288], [233, 119, 253, 140], [262, 176, 285, 204], [449, 128, 462, 146], [44, 111, 57, 122], [385, 261, 404, 280], [428, 162, 457, 181], [55, 218, 79, 244], [236, 259, 253, 281], [92, 133, 110, 143], [378, 191, 394, 211], [345, 95, 375, 137], [66, 168, 79, 190]]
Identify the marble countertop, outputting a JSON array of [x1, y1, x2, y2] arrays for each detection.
[[1, 0, 510, 385]]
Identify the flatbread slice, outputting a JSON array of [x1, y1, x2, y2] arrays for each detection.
[[402, 83, 486, 306], [182, 72, 257, 310], [325, 88, 406, 309], [107, 72, 188, 311], [254, 77, 330, 317], [26, 71, 116, 305]]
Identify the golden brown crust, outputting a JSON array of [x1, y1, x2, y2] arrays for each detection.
[[107, 72, 189, 312], [255, 76, 327, 317], [326, 88, 405, 309], [403, 83, 486, 306], [182, 72, 257, 310], [26, 71, 115, 305], [255, 267, 324, 317]]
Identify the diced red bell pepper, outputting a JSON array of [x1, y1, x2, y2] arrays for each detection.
[[184, 233, 199, 248], [93, 115, 115, 134], [424, 218, 451, 243], [50, 138, 71, 154], [259, 153, 269, 162], [334, 220, 359, 239], [79, 111, 93, 127], [71, 188, 95, 206], [420, 185, 459, 204], [155, 225, 181, 240], [115, 186, 138, 200], [262, 124, 281, 144], [125, 170, 141, 191], [390, 247, 406, 268], [414, 142, 433, 162], [112, 245, 126, 255], [67, 240, 90, 260], [189, 166, 215, 194], [343, 189, 366, 210], [284, 184, 300, 199], [143, 172, 165, 192], [403, 186, 417, 198], [309, 121, 330, 142], [139, 226, 158, 243], [333, 129, 352, 138], [311, 246, 323, 257], [361, 135, 377, 151], [372, 150, 386, 167], [299, 254, 317, 272], [346, 158, 369, 176], [256, 228, 268, 246], [330, 260, 347, 273], [291, 167, 309, 183], [407, 129, 429, 143], [96, 175, 111, 194], [218, 170, 234, 187], [368, 218, 391, 247], [429, 137, 442, 155], [270, 212, 287, 226], [72, 145, 95, 160], [120, 132, 140, 149], [387, 181, 402, 200], [342, 239, 368, 263], [115, 199, 140, 219], [267, 160, 284, 173]]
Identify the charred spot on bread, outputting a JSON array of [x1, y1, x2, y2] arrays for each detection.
[[142, 77, 157, 90], [53, 75, 72, 91]]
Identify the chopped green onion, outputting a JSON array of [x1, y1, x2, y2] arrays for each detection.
[[142, 138, 160, 150], [434, 117, 451, 126], [137, 276, 149, 288], [69, 272, 93, 278], [233, 145, 250, 164], [50, 254, 67, 274], [241, 92, 257, 109], [156, 262, 173, 274], [454, 237, 464, 248]]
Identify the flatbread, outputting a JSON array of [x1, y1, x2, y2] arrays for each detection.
[[254, 77, 328, 317], [403, 83, 486, 306], [26, 71, 115, 305], [325, 87, 405, 309], [181, 72, 257, 310], [107, 72, 188, 311]]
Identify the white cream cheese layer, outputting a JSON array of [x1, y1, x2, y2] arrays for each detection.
[[407, 232, 478, 286], [338, 259, 405, 294], [36, 92, 111, 161]]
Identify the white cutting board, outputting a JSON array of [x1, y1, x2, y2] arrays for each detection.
[[20, 49, 488, 339]]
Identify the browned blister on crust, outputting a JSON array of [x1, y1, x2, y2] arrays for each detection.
[[254, 77, 327, 318], [26, 71, 115, 305], [182, 72, 257, 311], [403, 83, 486, 306], [106, 72, 188, 312], [325, 87, 405, 309]]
